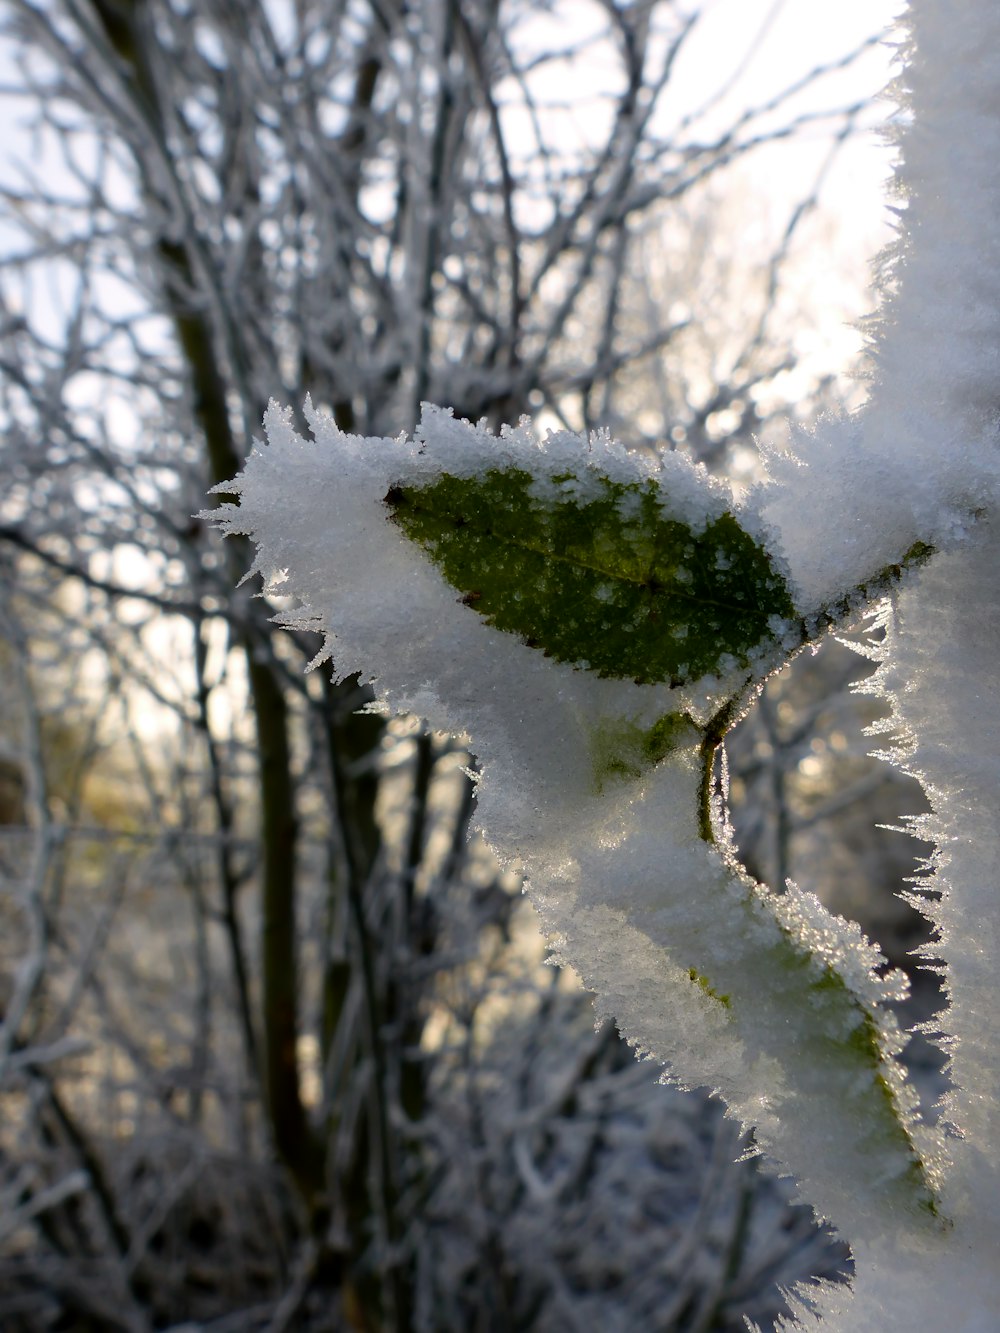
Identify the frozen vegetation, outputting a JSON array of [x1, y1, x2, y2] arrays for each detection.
[[1, 0, 910, 1324], [190, 0, 995, 1327]]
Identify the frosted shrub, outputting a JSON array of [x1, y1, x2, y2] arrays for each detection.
[[211, 2, 1000, 1327]]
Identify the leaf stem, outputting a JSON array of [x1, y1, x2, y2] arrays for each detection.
[[695, 539, 937, 842], [698, 694, 744, 843]]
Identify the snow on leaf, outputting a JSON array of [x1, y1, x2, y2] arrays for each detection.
[[588, 710, 701, 790], [385, 466, 796, 687]]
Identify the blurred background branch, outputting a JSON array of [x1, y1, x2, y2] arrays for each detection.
[[0, 1, 922, 1327]]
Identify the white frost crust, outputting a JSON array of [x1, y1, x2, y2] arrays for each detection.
[[761, 3, 1000, 617], [874, 523, 1000, 1217], [771, 1223, 1000, 1333], [768, 4, 1000, 1318]]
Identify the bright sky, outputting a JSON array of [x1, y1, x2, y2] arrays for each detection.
[[504, 0, 906, 411], [688, 1, 903, 264], [673, 0, 906, 407], [668, 0, 903, 219], [0, 0, 910, 456]]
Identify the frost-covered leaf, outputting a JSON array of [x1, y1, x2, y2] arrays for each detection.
[[530, 757, 943, 1235], [386, 467, 796, 687]]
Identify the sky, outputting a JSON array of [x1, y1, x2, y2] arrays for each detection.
[[0, 0, 904, 370], [501, 0, 906, 415], [676, 0, 907, 406], [667, 0, 903, 228]]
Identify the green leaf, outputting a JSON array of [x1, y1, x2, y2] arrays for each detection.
[[386, 467, 796, 686]]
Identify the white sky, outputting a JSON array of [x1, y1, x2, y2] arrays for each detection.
[[669, 0, 903, 214], [676, 0, 907, 404], [503, 0, 907, 408]]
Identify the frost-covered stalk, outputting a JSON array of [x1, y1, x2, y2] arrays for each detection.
[[212, 0, 1000, 1326]]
